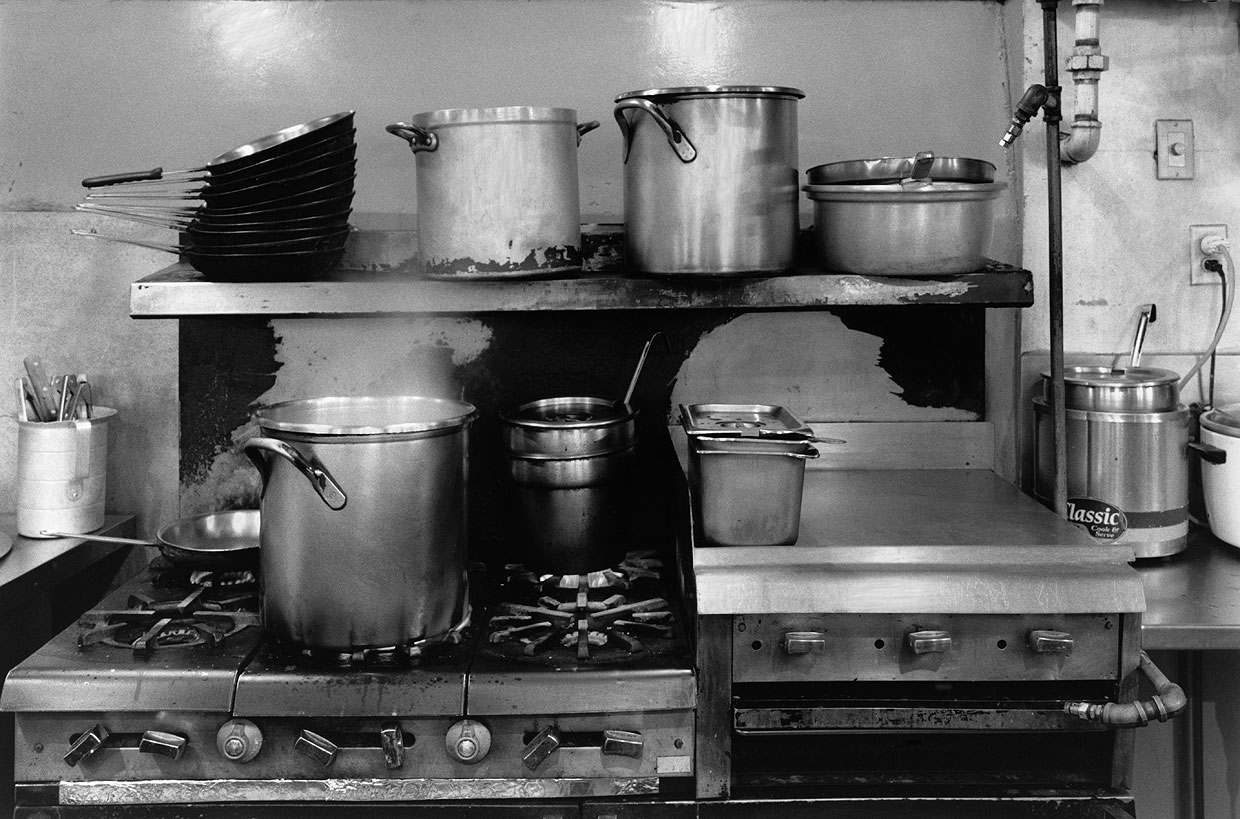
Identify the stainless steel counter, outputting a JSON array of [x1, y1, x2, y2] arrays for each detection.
[[0, 515, 136, 611], [1136, 526, 1240, 650]]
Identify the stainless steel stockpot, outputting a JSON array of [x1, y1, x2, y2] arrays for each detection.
[[386, 107, 599, 280], [500, 396, 636, 573], [614, 85, 803, 277], [245, 395, 476, 652]]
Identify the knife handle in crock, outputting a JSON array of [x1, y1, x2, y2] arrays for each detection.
[[244, 437, 347, 510]]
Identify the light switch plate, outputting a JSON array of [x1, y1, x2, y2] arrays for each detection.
[[1156, 120, 1194, 179]]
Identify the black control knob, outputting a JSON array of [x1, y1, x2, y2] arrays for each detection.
[[216, 719, 263, 764]]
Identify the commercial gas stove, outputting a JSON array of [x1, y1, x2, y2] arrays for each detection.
[[1, 551, 696, 816]]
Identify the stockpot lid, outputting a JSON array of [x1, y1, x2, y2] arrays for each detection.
[[1202, 404, 1240, 436], [253, 395, 477, 436], [501, 395, 635, 428], [806, 155, 996, 186], [615, 85, 805, 102]]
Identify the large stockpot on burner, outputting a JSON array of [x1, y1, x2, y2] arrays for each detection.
[[500, 396, 636, 574], [1033, 366, 1189, 559], [614, 85, 803, 276], [385, 107, 599, 280], [244, 396, 476, 652]]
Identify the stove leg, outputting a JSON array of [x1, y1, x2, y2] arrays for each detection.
[[696, 615, 731, 799], [1177, 649, 1205, 819]]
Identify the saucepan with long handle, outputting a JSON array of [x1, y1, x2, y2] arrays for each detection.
[[41, 509, 260, 570]]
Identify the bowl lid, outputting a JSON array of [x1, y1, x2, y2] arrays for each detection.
[[806, 155, 995, 185]]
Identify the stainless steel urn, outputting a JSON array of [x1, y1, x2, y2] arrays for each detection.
[[1033, 366, 1189, 559]]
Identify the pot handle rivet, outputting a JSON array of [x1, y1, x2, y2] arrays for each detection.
[[613, 99, 696, 164], [385, 122, 439, 154]]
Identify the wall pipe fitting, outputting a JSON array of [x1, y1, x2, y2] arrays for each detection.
[[1060, 0, 1109, 165], [1064, 651, 1188, 727]]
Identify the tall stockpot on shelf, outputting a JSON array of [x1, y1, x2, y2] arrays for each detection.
[[385, 107, 599, 279], [614, 85, 804, 276], [245, 396, 477, 653], [1033, 366, 1189, 559]]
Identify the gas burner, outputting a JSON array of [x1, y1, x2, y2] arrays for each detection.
[[487, 550, 675, 661], [265, 622, 473, 669], [127, 581, 258, 615], [76, 610, 260, 657]]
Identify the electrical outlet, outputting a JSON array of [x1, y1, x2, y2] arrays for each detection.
[[1190, 224, 1229, 285]]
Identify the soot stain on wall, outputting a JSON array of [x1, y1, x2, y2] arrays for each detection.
[[179, 318, 281, 491], [832, 305, 985, 416]]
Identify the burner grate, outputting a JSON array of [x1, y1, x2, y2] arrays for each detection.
[[76, 610, 259, 656], [486, 551, 676, 661]]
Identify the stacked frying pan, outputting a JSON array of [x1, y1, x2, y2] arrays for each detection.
[[74, 111, 356, 280]]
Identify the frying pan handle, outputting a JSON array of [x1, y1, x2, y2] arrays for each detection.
[[613, 99, 696, 164], [244, 437, 347, 510], [82, 168, 165, 188], [385, 122, 438, 154]]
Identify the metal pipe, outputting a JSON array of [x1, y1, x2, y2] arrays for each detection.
[[1042, 0, 1069, 517], [1065, 651, 1189, 727], [1061, 0, 1108, 165]]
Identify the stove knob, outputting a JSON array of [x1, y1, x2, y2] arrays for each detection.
[[64, 724, 109, 767], [445, 719, 491, 764], [139, 730, 187, 760], [295, 729, 338, 767], [1029, 629, 1075, 654], [601, 729, 644, 759], [380, 722, 405, 770], [216, 719, 263, 764], [522, 726, 561, 771], [907, 629, 953, 654], [782, 631, 827, 655]]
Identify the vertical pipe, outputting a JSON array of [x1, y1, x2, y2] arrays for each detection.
[[1041, 0, 1068, 516]]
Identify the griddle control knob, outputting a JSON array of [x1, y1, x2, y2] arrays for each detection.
[[139, 730, 188, 760], [295, 729, 338, 767], [216, 719, 263, 764], [907, 629, 953, 654], [1030, 629, 1075, 654], [602, 729, 644, 759], [782, 631, 827, 654], [64, 724, 109, 767], [445, 719, 491, 764], [380, 722, 405, 770], [522, 726, 561, 771]]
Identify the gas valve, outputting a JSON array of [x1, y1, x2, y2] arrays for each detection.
[[522, 726, 561, 770], [64, 724, 109, 767], [139, 730, 187, 760], [216, 719, 263, 763], [295, 729, 338, 767], [445, 719, 491, 764], [380, 722, 405, 770]]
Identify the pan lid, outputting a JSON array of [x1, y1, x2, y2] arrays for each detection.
[[616, 85, 804, 102], [680, 403, 814, 438], [807, 155, 996, 185]]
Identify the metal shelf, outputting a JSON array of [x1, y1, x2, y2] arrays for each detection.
[[130, 260, 1031, 318]]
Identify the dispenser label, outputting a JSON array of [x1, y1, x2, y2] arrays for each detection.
[[1066, 497, 1129, 541]]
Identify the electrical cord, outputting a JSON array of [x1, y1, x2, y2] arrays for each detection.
[[1179, 242, 1235, 392]]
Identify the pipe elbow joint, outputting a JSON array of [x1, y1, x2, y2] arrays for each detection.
[[1060, 120, 1102, 165], [1064, 651, 1188, 727]]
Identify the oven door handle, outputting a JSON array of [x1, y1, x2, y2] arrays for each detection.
[[1064, 650, 1187, 727]]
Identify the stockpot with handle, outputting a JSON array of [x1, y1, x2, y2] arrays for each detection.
[[386, 107, 599, 280], [614, 86, 804, 276], [245, 395, 477, 653]]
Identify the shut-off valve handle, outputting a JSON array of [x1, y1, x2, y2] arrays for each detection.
[[1000, 84, 1053, 148], [1064, 651, 1187, 727]]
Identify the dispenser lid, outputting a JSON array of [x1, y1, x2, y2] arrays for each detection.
[[1202, 404, 1240, 436]]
